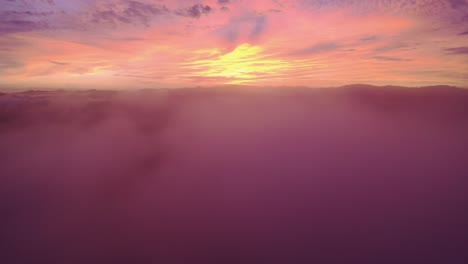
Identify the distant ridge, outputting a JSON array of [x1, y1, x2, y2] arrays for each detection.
[[338, 84, 462, 90], [1, 84, 466, 95]]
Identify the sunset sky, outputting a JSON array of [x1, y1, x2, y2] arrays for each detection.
[[1, 0, 468, 89]]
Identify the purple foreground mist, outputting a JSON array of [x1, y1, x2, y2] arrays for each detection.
[[1, 86, 468, 264]]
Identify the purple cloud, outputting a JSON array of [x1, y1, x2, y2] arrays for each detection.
[[0, 9, 53, 34], [294, 42, 340, 55], [175, 4, 213, 19], [373, 56, 412, 61], [249, 16, 266, 40], [448, 0, 468, 8], [300, 0, 468, 25], [445, 46, 468, 55], [0, 20, 49, 35], [49, 61, 69, 66], [91, 1, 169, 27], [360, 35, 380, 42]]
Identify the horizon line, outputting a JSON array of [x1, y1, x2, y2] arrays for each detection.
[[1, 83, 468, 93]]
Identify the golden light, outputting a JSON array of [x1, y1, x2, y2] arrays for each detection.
[[184, 43, 291, 84]]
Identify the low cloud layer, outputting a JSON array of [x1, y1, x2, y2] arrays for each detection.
[[1, 86, 468, 263]]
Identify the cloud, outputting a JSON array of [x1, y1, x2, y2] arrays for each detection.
[[0, 57, 24, 73], [90, 1, 169, 27], [299, 0, 468, 25], [294, 42, 340, 55], [91, 10, 131, 25], [215, 13, 268, 43], [375, 42, 419, 53], [0, 2, 59, 34], [50, 61, 69, 66], [360, 35, 380, 42], [107, 37, 146, 42], [373, 56, 412, 61], [1, 87, 468, 263], [249, 16, 266, 40], [0, 37, 28, 52], [448, 0, 468, 8], [2, 11, 55, 17], [1, 1, 216, 33], [459, 31, 468, 35], [218, 0, 230, 4], [175, 4, 213, 19], [1, 0, 467, 87], [114, 73, 158, 79], [0, 19, 49, 35], [445, 46, 468, 54]]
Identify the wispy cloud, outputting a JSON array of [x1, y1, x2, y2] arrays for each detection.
[[1, 0, 468, 88], [50, 61, 69, 66], [294, 42, 340, 56], [174, 4, 213, 19], [90, 1, 169, 27], [0, 19, 50, 35], [373, 56, 412, 62], [445, 47, 468, 55]]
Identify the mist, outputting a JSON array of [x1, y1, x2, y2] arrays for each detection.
[[1, 86, 468, 264]]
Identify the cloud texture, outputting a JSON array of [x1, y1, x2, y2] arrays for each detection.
[[1, 0, 468, 88], [1, 86, 468, 263]]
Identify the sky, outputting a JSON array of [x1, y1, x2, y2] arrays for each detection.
[[1, 0, 468, 89]]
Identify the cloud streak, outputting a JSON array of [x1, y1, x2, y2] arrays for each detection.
[[175, 4, 213, 19], [294, 42, 340, 56], [445, 47, 468, 55], [90, 1, 169, 27]]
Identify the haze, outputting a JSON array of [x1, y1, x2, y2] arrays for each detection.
[[1, 87, 468, 263], [1, 1, 468, 263]]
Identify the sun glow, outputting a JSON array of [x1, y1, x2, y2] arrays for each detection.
[[185, 44, 290, 84]]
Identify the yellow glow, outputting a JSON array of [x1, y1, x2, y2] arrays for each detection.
[[184, 43, 290, 84]]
